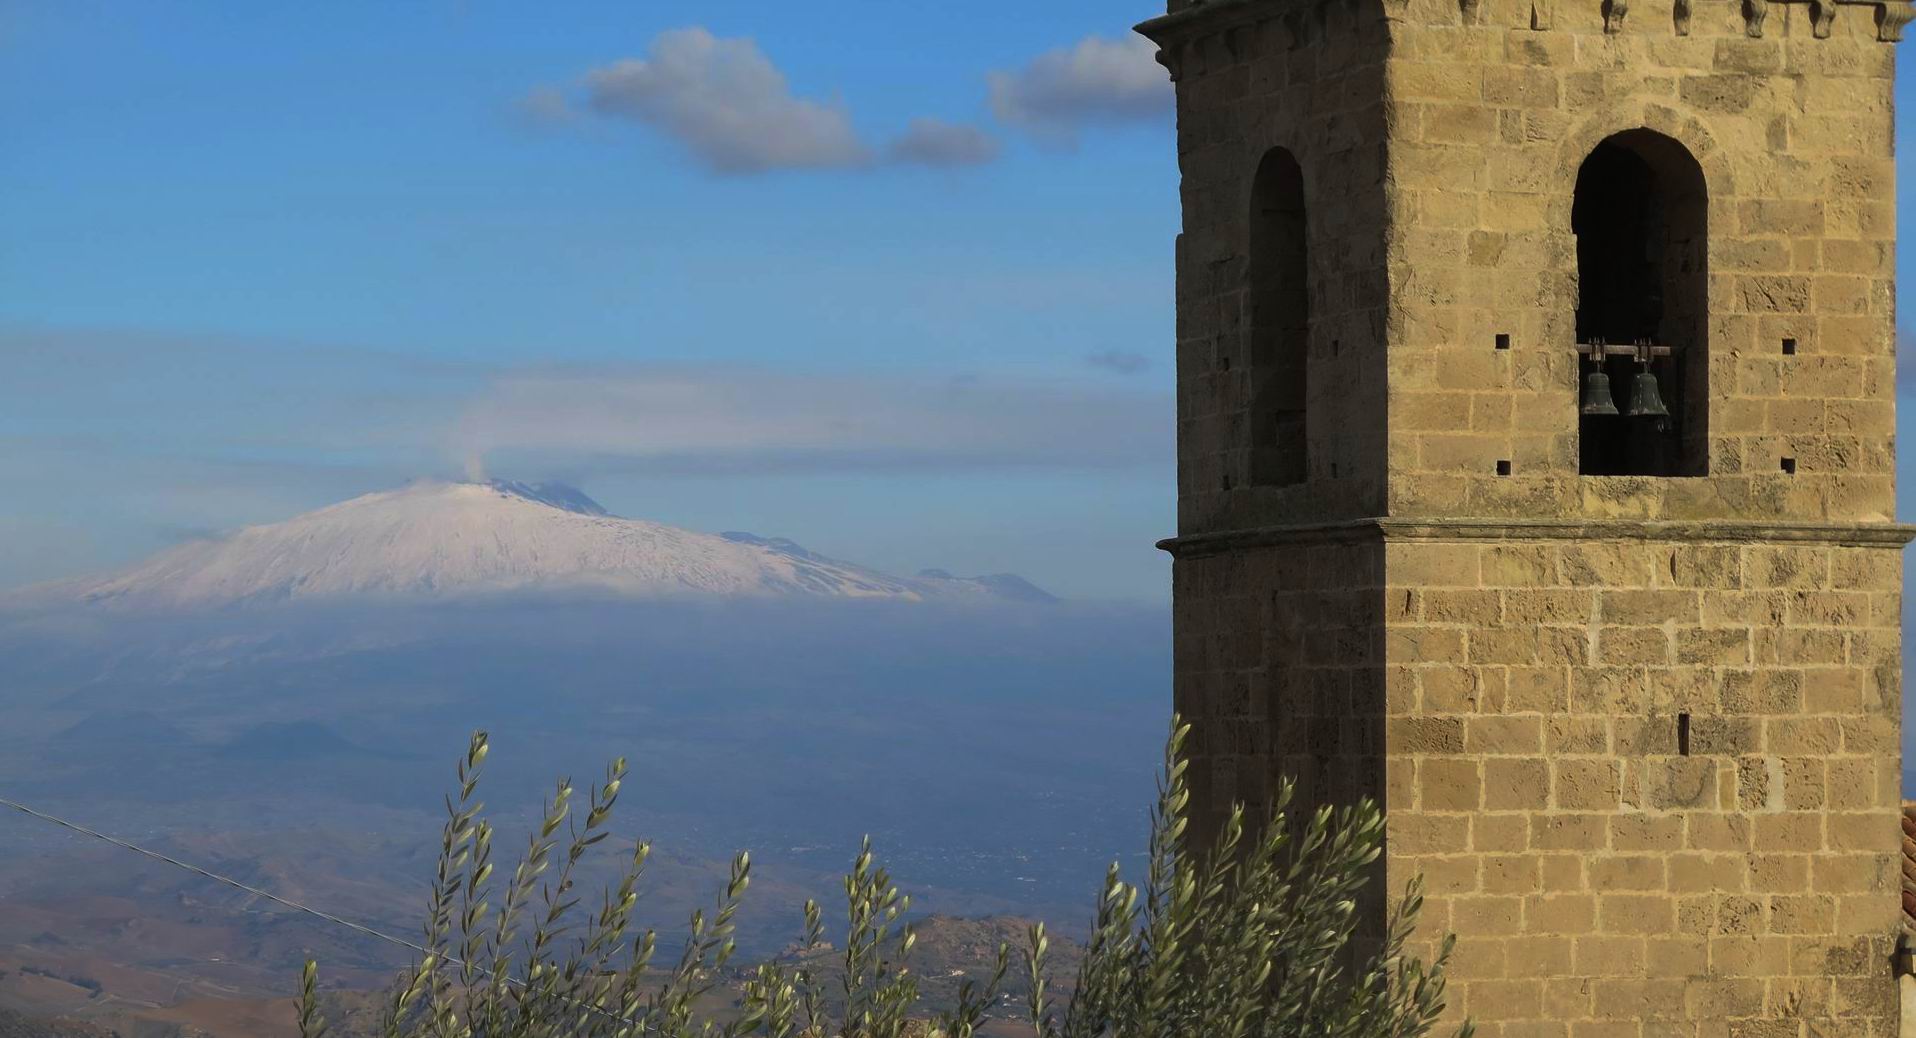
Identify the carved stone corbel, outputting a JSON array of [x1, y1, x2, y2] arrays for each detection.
[[1809, 0, 1837, 35], [1742, 0, 1769, 36], [1673, 0, 1693, 33], [1878, 0, 1915, 39], [1531, 0, 1554, 28], [1154, 41, 1187, 83], [1604, 0, 1629, 31]]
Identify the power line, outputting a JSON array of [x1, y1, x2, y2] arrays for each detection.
[[0, 793, 434, 960]]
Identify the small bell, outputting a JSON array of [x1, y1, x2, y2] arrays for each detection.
[[1580, 368, 1620, 416], [1624, 367, 1669, 418]]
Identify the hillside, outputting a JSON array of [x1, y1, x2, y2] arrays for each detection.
[[0, 1003, 114, 1038]]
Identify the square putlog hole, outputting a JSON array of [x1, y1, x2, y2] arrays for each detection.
[[1781, 457, 1797, 474], [1781, 338, 1797, 355], [1496, 460, 1513, 476], [1495, 333, 1512, 350]]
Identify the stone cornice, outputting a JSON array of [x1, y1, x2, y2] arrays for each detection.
[[1136, 0, 1275, 46], [1158, 517, 1916, 558], [1136, 0, 1282, 82], [1135, 0, 1912, 45]]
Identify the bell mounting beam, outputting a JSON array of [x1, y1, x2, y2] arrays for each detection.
[[1575, 341, 1675, 360]]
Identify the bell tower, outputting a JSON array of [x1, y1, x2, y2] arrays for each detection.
[[1139, 0, 1914, 1031]]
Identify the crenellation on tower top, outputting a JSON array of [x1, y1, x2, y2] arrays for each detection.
[[1146, 0, 1915, 40]]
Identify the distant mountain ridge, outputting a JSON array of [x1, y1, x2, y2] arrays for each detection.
[[720, 532, 1056, 604], [485, 480, 611, 517], [45, 480, 1052, 609]]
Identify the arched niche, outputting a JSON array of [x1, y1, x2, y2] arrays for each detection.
[[1247, 147, 1309, 488]]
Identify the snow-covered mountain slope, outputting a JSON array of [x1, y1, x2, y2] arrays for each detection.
[[57, 481, 1053, 608]]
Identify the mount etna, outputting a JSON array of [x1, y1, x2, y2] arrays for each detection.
[[33, 480, 1055, 609]]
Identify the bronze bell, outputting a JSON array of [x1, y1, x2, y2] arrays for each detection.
[[1624, 367, 1669, 418], [1580, 368, 1620, 416]]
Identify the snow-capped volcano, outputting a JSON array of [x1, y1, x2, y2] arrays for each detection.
[[58, 481, 1053, 608]]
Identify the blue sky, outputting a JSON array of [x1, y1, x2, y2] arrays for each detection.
[[0, 1, 1180, 600], [4, 3, 1916, 603]]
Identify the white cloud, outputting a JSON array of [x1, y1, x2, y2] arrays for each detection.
[[536, 27, 1174, 173], [888, 118, 1000, 168], [581, 28, 872, 174], [987, 35, 1171, 145], [454, 365, 1169, 476]]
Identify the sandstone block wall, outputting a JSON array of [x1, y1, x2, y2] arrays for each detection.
[[1380, 0, 1900, 527], [1383, 534, 1902, 1033], [1166, 1, 1395, 534], [1172, 538, 1387, 839]]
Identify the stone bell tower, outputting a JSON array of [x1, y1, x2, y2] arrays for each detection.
[[1139, 0, 1913, 1031]]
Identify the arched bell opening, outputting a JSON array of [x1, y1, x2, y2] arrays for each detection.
[[1572, 129, 1709, 477]]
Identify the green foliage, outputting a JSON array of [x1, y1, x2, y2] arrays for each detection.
[[298, 718, 1471, 1038]]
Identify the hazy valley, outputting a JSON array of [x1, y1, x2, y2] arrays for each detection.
[[0, 483, 1166, 1035]]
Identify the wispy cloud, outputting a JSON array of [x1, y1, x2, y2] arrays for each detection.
[[987, 35, 1171, 146], [524, 28, 1171, 174], [0, 324, 1173, 591], [530, 28, 1001, 175], [0, 323, 1169, 485], [578, 28, 872, 174], [454, 365, 1169, 477], [889, 118, 1001, 168], [1085, 350, 1150, 375]]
